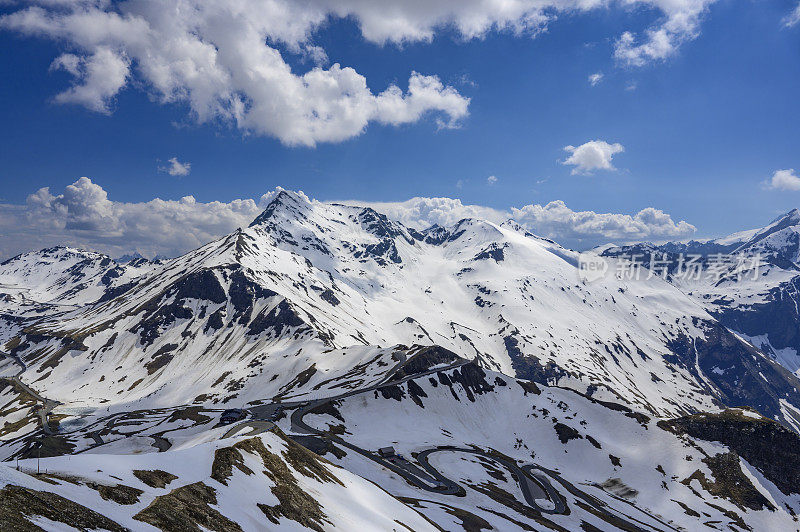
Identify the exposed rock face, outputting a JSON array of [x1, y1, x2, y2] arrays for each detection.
[[134, 481, 244, 532], [660, 409, 800, 496], [712, 276, 800, 359], [681, 452, 774, 512], [391, 345, 463, 379], [602, 208, 800, 392], [0, 485, 127, 532], [665, 319, 800, 425]]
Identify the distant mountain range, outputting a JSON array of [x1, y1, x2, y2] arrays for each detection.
[[601, 207, 800, 387]]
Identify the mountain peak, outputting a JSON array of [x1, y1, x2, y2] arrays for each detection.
[[249, 189, 311, 227], [767, 208, 800, 226], [733, 207, 800, 259]]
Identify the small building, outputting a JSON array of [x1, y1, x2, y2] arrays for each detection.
[[220, 408, 246, 425], [378, 446, 396, 458]]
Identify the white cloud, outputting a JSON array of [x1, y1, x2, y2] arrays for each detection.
[[342, 196, 695, 249], [613, 0, 717, 66], [0, 1, 719, 145], [510, 201, 696, 247], [1, 3, 469, 147], [487, 175, 498, 185], [1, 179, 696, 258], [160, 157, 191, 177], [784, 3, 800, 27], [766, 169, 800, 191], [0, 177, 264, 259], [340, 196, 505, 230], [49, 47, 129, 114], [588, 72, 603, 86], [562, 139, 624, 175]]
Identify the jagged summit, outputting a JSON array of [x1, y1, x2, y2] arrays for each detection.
[[247, 190, 574, 262], [735, 207, 800, 253], [4, 192, 800, 439], [248, 189, 312, 227]]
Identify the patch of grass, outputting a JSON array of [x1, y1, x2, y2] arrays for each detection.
[[167, 406, 212, 424], [239, 437, 334, 531], [134, 481, 242, 532], [681, 452, 773, 511], [87, 482, 144, 505], [133, 469, 179, 489], [210, 446, 254, 486]]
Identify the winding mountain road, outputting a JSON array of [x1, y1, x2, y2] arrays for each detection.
[[276, 357, 570, 515], [0, 350, 60, 435], [416, 447, 567, 514]]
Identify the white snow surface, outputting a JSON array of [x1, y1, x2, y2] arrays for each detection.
[[2, 191, 730, 417], [2, 194, 800, 530]]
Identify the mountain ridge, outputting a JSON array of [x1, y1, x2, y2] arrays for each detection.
[[3, 192, 800, 429]]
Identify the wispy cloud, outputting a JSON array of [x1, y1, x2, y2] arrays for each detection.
[[783, 3, 800, 27], [159, 157, 192, 177]]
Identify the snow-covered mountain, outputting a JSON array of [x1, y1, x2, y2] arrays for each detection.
[[0, 246, 159, 307], [3, 359, 800, 531], [4, 191, 799, 422], [602, 208, 800, 390], [0, 428, 438, 531], [3, 192, 800, 530]]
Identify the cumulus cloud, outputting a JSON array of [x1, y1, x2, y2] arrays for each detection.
[[562, 140, 624, 175], [0, 179, 696, 258], [343, 196, 695, 249], [0, 2, 471, 146], [160, 157, 191, 177], [0, 177, 264, 259], [766, 169, 800, 191], [510, 201, 695, 247], [487, 175, 498, 185], [784, 3, 800, 27], [340, 196, 505, 230], [0, 1, 718, 145], [588, 72, 603, 86]]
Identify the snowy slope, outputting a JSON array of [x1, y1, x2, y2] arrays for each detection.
[[602, 209, 800, 394], [5, 362, 799, 531], [733, 208, 800, 264], [4, 193, 800, 530], [0, 247, 158, 348], [4, 191, 800, 427], [0, 429, 437, 531], [0, 246, 156, 307], [280, 363, 800, 531]]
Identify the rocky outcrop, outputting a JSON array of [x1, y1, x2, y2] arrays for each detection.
[[660, 409, 800, 496]]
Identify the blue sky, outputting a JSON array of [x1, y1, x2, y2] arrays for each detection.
[[0, 1, 799, 258]]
